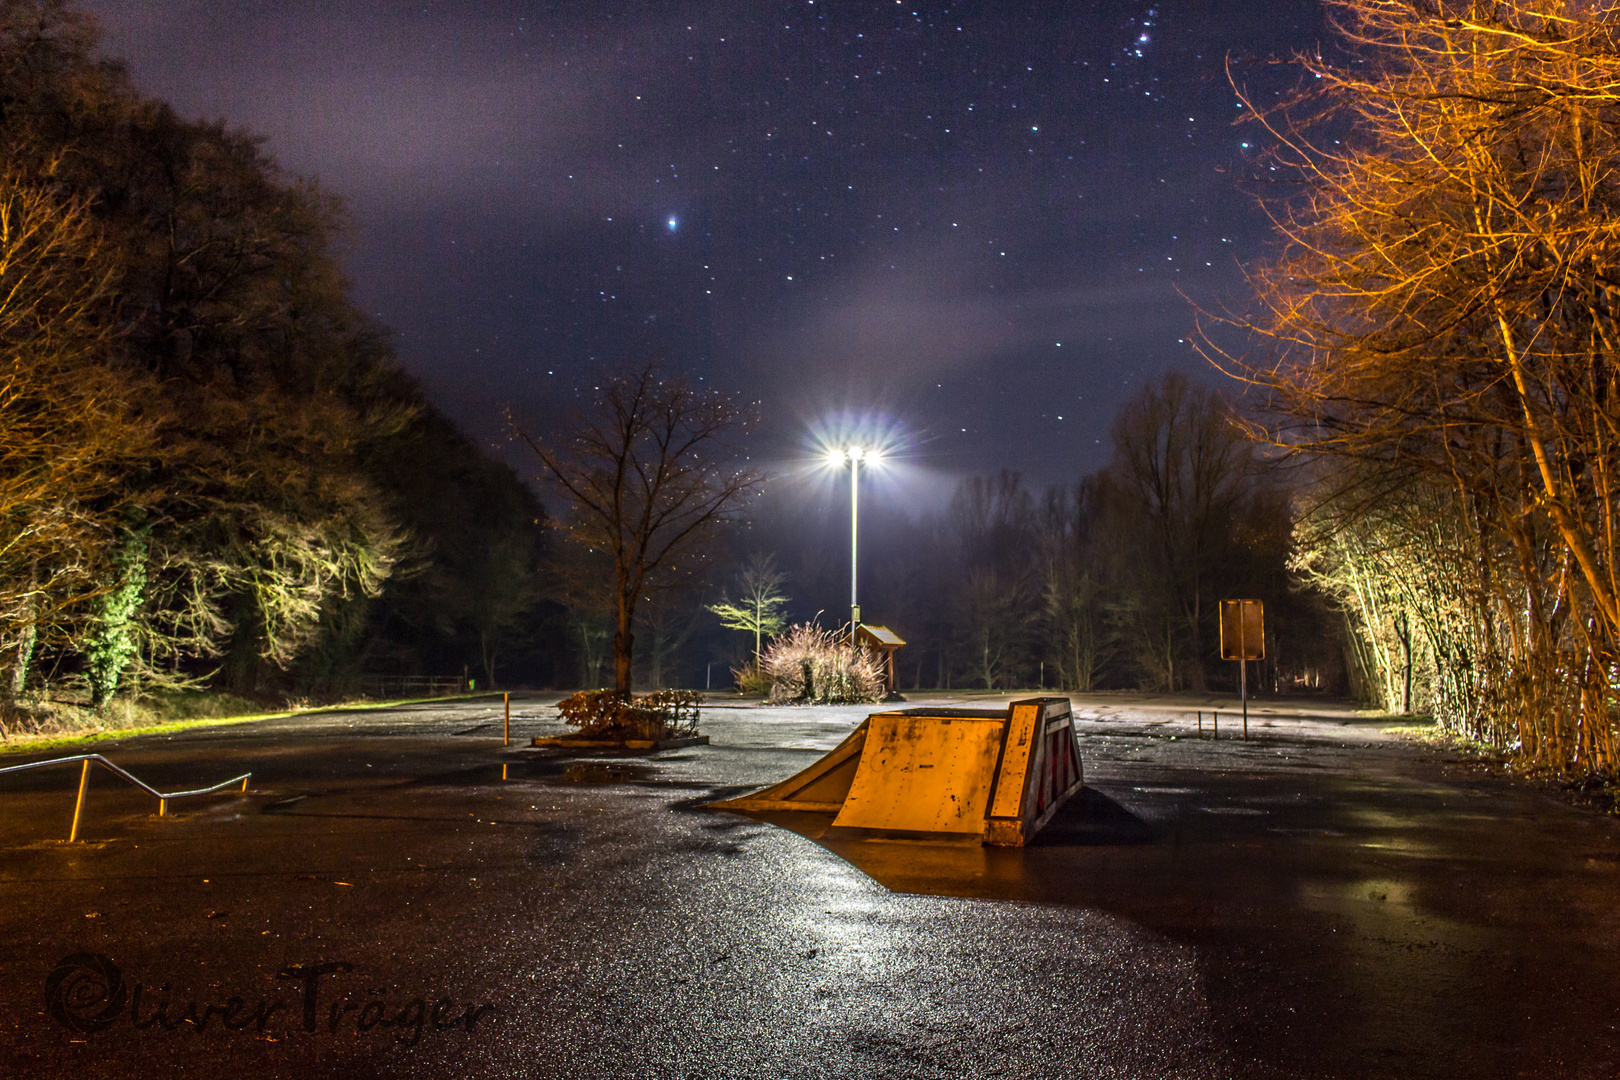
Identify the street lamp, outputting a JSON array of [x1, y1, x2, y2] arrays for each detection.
[[826, 446, 881, 636]]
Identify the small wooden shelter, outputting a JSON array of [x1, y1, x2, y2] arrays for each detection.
[[854, 624, 906, 692]]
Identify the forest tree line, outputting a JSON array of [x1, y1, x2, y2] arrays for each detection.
[[11, 0, 1620, 787]]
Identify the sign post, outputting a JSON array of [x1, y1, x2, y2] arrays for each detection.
[[1219, 600, 1265, 740]]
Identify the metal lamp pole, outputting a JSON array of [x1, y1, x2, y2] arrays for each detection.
[[849, 448, 861, 636], [829, 446, 874, 640]]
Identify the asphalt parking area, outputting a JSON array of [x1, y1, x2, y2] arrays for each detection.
[[0, 693, 1616, 1079]]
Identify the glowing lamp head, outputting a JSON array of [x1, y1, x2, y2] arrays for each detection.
[[827, 445, 878, 465], [819, 435, 891, 471]]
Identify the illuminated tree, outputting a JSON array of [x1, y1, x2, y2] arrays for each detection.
[[1204, 0, 1620, 772], [0, 0, 552, 707], [708, 553, 789, 671], [0, 175, 146, 699]]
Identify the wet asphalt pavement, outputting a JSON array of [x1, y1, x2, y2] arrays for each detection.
[[0, 692, 1617, 1079]]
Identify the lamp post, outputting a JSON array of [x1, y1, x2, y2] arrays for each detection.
[[828, 446, 877, 638]]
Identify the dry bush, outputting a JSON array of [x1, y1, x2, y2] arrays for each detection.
[[556, 687, 701, 740], [637, 689, 702, 737], [729, 664, 772, 696], [760, 623, 884, 705]]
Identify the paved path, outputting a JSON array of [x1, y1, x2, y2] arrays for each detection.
[[0, 693, 1615, 1079]]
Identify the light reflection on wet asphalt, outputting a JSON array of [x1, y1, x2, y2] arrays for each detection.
[[0, 691, 1616, 1078]]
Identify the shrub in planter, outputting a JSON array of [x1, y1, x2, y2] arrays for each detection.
[[760, 623, 884, 705], [557, 688, 702, 741], [636, 689, 702, 737], [729, 664, 773, 696]]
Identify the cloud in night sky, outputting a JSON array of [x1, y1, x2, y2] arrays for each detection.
[[87, 2, 669, 215], [82, 0, 1327, 493], [762, 241, 1171, 387]]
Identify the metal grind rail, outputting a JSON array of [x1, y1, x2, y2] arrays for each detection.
[[0, 754, 251, 841]]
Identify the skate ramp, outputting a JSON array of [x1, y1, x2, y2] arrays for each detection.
[[707, 697, 1083, 846]]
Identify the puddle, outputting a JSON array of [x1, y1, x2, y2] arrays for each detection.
[[496, 761, 656, 785], [556, 762, 654, 784]]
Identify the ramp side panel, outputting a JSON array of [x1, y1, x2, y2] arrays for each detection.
[[1025, 701, 1081, 824], [706, 721, 868, 812], [987, 702, 1041, 821], [832, 714, 1006, 834], [1026, 731, 1084, 836], [986, 699, 1084, 847]]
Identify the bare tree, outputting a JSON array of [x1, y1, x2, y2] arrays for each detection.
[[1105, 372, 1259, 691], [519, 359, 763, 696], [1037, 481, 1112, 691], [946, 471, 1037, 689]]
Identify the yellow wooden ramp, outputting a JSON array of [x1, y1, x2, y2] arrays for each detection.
[[705, 722, 870, 813], [706, 698, 1083, 846]]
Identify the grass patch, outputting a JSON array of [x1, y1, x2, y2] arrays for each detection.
[[1382, 719, 1507, 763], [2, 712, 289, 755], [1381, 723, 1442, 738], [0, 690, 507, 756], [140, 688, 267, 722]]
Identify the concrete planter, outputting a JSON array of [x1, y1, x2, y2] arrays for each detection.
[[530, 734, 710, 751]]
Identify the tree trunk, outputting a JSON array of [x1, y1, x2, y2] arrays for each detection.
[[1398, 612, 1412, 714], [480, 631, 498, 691], [613, 625, 634, 696], [9, 562, 37, 701], [9, 607, 35, 700]]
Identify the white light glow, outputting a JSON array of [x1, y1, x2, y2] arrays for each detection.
[[805, 414, 909, 485], [824, 444, 884, 466]]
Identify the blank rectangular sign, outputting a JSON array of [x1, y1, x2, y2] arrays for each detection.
[[1219, 599, 1265, 660]]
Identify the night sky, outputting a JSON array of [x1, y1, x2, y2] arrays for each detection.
[[83, 0, 1327, 506]]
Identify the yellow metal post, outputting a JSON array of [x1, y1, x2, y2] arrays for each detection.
[[68, 759, 90, 842], [159, 798, 167, 817]]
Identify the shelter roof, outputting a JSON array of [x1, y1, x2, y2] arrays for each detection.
[[856, 625, 905, 649]]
